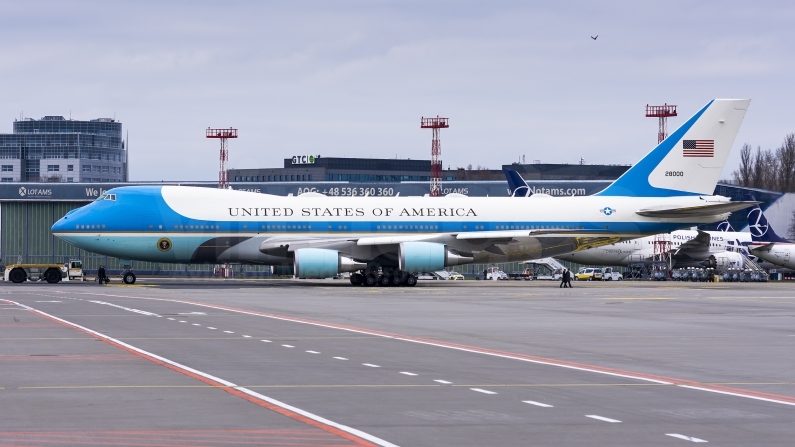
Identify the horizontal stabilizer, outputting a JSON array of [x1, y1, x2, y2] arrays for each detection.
[[750, 243, 775, 253], [636, 201, 759, 218]]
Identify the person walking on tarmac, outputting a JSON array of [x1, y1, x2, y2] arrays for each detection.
[[97, 265, 107, 285], [566, 269, 573, 288], [560, 269, 567, 288]]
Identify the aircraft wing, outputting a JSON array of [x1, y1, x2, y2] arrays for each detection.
[[674, 230, 711, 255], [636, 201, 760, 218], [749, 243, 775, 253], [259, 229, 619, 260]]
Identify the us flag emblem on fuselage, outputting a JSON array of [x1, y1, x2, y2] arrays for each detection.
[[682, 139, 715, 157]]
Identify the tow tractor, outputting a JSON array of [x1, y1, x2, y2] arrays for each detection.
[[4, 260, 84, 284]]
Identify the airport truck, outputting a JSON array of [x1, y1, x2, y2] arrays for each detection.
[[4, 260, 84, 284]]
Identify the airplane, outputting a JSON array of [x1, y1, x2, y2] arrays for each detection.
[[746, 197, 795, 270], [502, 168, 755, 268], [52, 99, 755, 286]]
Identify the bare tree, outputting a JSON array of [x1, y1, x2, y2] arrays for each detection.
[[777, 134, 795, 192], [732, 143, 753, 185]]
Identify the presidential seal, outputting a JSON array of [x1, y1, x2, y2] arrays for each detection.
[[157, 238, 172, 252]]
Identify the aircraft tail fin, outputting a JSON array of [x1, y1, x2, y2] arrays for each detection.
[[716, 220, 735, 232], [503, 168, 531, 197], [597, 99, 750, 197], [744, 195, 791, 243]]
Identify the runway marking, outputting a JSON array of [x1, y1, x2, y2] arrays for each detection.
[[666, 433, 708, 443], [586, 415, 621, 423], [179, 320, 187, 323], [334, 357, 348, 360], [282, 344, 295, 348], [207, 327, 216, 329], [88, 300, 160, 317], [223, 331, 234, 334], [76, 292, 795, 407], [261, 339, 272, 342], [434, 380, 452, 384], [167, 318, 175, 320], [470, 388, 497, 395], [363, 364, 380, 368], [306, 350, 320, 354], [35, 301, 62, 302], [242, 335, 251, 338], [523, 400, 553, 407], [192, 323, 200, 326], [399, 372, 417, 376], [0, 299, 395, 447]]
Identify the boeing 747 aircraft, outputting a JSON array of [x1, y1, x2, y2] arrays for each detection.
[[52, 99, 754, 286]]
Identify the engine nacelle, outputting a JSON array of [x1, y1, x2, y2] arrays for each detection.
[[293, 248, 366, 278], [709, 252, 744, 269], [398, 242, 474, 272]]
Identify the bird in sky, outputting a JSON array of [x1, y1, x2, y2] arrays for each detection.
[[591, 35, 598, 40]]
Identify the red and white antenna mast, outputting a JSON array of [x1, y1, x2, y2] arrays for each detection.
[[420, 116, 449, 197], [645, 104, 677, 144], [206, 127, 238, 189]]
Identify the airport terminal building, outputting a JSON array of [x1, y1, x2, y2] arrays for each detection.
[[0, 116, 128, 183]]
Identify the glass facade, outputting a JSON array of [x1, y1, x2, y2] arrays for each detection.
[[0, 116, 127, 182]]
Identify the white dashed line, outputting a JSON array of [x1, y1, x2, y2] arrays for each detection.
[[362, 363, 380, 368], [666, 434, 708, 443], [282, 344, 294, 348], [207, 327, 216, 330], [434, 380, 452, 384], [242, 335, 251, 338], [586, 415, 621, 423], [470, 388, 497, 395], [523, 400, 553, 408], [179, 321, 187, 323], [223, 331, 234, 334], [333, 357, 348, 360], [261, 340, 271, 343], [399, 372, 417, 376], [306, 350, 320, 354], [167, 318, 175, 320], [192, 323, 201, 326]]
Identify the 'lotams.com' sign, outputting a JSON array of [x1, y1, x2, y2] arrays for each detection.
[[291, 155, 316, 165]]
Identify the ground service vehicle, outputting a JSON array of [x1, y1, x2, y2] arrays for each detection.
[[576, 268, 603, 281], [4, 260, 83, 284], [602, 267, 623, 281]]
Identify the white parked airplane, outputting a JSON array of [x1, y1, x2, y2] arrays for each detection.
[[51, 99, 754, 286], [746, 199, 795, 270]]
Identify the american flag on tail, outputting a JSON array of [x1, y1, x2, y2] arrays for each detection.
[[682, 139, 714, 157]]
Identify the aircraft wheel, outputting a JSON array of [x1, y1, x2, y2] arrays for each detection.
[[349, 273, 364, 286], [44, 268, 62, 284], [379, 275, 391, 287], [364, 274, 378, 286], [9, 268, 26, 284], [123, 272, 137, 284], [405, 274, 417, 287], [389, 274, 402, 286]]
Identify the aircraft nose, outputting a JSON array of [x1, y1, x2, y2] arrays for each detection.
[[52, 208, 80, 232]]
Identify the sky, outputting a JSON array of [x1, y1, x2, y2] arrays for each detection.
[[1, 0, 793, 181]]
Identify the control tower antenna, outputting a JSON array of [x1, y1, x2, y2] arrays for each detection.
[[420, 116, 449, 196], [206, 127, 238, 189], [645, 104, 677, 144]]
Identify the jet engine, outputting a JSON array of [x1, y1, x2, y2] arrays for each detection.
[[293, 248, 366, 279], [398, 242, 474, 272], [707, 252, 744, 269]]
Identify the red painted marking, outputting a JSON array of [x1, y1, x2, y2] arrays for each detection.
[[91, 293, 795, 406]]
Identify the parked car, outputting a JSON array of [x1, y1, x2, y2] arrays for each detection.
[[575, 267, 603, 281], [445, 271, 465, 280], [601, 267, 623, 281], [416, 272, 441, 280]]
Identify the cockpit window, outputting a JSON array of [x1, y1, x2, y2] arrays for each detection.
[[95, 194, 116, 201]]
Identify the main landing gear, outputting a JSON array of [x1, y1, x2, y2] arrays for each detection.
[[349, 269, 416, 287]]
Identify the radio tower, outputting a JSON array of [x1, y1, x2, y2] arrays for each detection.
[[206, 127, 238, 189], [645, 104, 677, 144], [420, 116, 449, 196]]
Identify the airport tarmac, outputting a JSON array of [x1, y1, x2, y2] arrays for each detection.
[[1, 279, 794, 446]]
